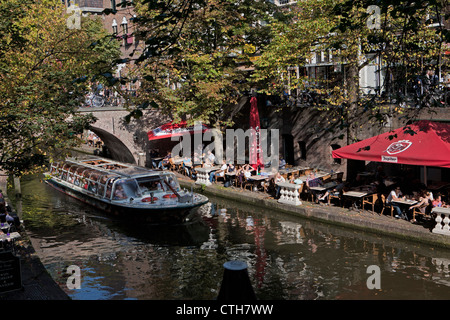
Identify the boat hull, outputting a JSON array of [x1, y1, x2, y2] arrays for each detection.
[[45, 178, 208, 223]]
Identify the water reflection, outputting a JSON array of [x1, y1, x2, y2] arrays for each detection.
[[10, 175, 450, 300]]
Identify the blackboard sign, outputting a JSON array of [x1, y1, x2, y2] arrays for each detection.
[[0, 251, 22, 293]]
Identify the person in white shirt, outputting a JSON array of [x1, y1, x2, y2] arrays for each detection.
[[387, 186, 407, 220], [207, 150, 215, 164], [210, 160, 228, 183], [274, 172, 286, 199]]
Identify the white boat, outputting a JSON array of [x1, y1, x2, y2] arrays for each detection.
[[44, 157, 209, 223]]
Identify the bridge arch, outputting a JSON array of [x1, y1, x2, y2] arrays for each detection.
[[89, 126, 136, 164]]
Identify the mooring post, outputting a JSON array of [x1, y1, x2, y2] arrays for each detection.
[[217, 260, 256, 300], [13, 175, 21, 198]]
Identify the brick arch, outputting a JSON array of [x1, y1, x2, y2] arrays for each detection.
[[89, 126, 136, 164]]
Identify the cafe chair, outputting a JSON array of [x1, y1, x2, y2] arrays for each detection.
[[305, 186, 316, 202], [243, 176, 254, 191], [235, 174, 246, 189], [168, 158, 177, 171], [328, 191, 342, 207], [380, 194, 394, 216], [214, 171, 226, 184], [411, 203, 431, 222], [362, 193, 378, 213]]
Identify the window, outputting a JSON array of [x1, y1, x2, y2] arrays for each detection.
[[112, 19, 118, 35], [121, 17, 128, 35], [298, 141, 307, 161], [111, 0, 116, 12]]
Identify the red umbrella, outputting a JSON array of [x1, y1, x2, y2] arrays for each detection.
[[249, 97, 264, 170], [148, 121, 209, 141], [332, 120, 450, 168]]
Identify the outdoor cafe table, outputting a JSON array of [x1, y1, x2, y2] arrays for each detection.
[[391, 199, 418, 207], [308, 181, 338, 194], [247, 175, 271, 192], [308, 181, 338, 203], [391, 198, 418, 217], [342, 190, 375, 211]]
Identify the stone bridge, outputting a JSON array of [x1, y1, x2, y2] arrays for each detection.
[[77, 107, 170, 165], [77, 97, 250, 166]]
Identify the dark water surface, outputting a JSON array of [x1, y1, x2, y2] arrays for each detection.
[[11, 175, 450, 300]]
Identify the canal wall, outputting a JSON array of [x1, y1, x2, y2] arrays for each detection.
[[177, 175, 450, 250], [0, 172, 70, 300]]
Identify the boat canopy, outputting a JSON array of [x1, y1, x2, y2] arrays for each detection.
[[49, 159, 181, 200]]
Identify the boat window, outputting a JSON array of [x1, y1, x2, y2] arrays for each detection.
[[105, 178, 115, 199], [73, 167, 85, 186], [161, 174, 180, 192], [85, 180, 97, 193], [136, 177, 164, 195], [113, 179, 139, 200], [67, 172, 75, 184], [97, 174, 117, 198], [97, 183, 105, 197], [50, 163, 59, 175]]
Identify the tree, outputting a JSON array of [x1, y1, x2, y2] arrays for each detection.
[[0, 0, 121, 176], [125, 0, 284, 128], [252, 0, 449, 145]]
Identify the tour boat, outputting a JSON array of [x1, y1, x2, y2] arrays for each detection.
[[44, 157, 209, 223]]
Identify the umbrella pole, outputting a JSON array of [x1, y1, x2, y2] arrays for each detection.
[[423, 165, 427, 187]]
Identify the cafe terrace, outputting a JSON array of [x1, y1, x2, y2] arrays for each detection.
[[154, 120, 450, 240]]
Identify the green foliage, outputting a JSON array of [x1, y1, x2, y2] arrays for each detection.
[[0, 0, 121, 176], [252, 0, 448, 142], [125, 0, 283, 127]]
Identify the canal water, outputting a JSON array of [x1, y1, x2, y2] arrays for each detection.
[[10, 175, 450, 300]]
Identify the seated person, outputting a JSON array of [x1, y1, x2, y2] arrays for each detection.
[[5, 212, 15, 224], [210, 160, 228, 183], [158, 152, 172, 170], [203, 150, 215, 168], [203, 157, 213, 168], [113, 185, 127, 200], [432, 195, 442, 208], [167, 177, 178, 191], [274, 172, 286, 198], [306, 172, 323, 202], [306, 172, 323, 188], [387, 186, 407, 220], [318, 179, 345, 201], [150, 149, 160, 168], [244, 164, 255, 178], [409, 191, 432, 212], [293, 173, 303, 185], [237, 164, 255, 186], [279, 157, 286, 170], [287, 174, 295, 183]]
